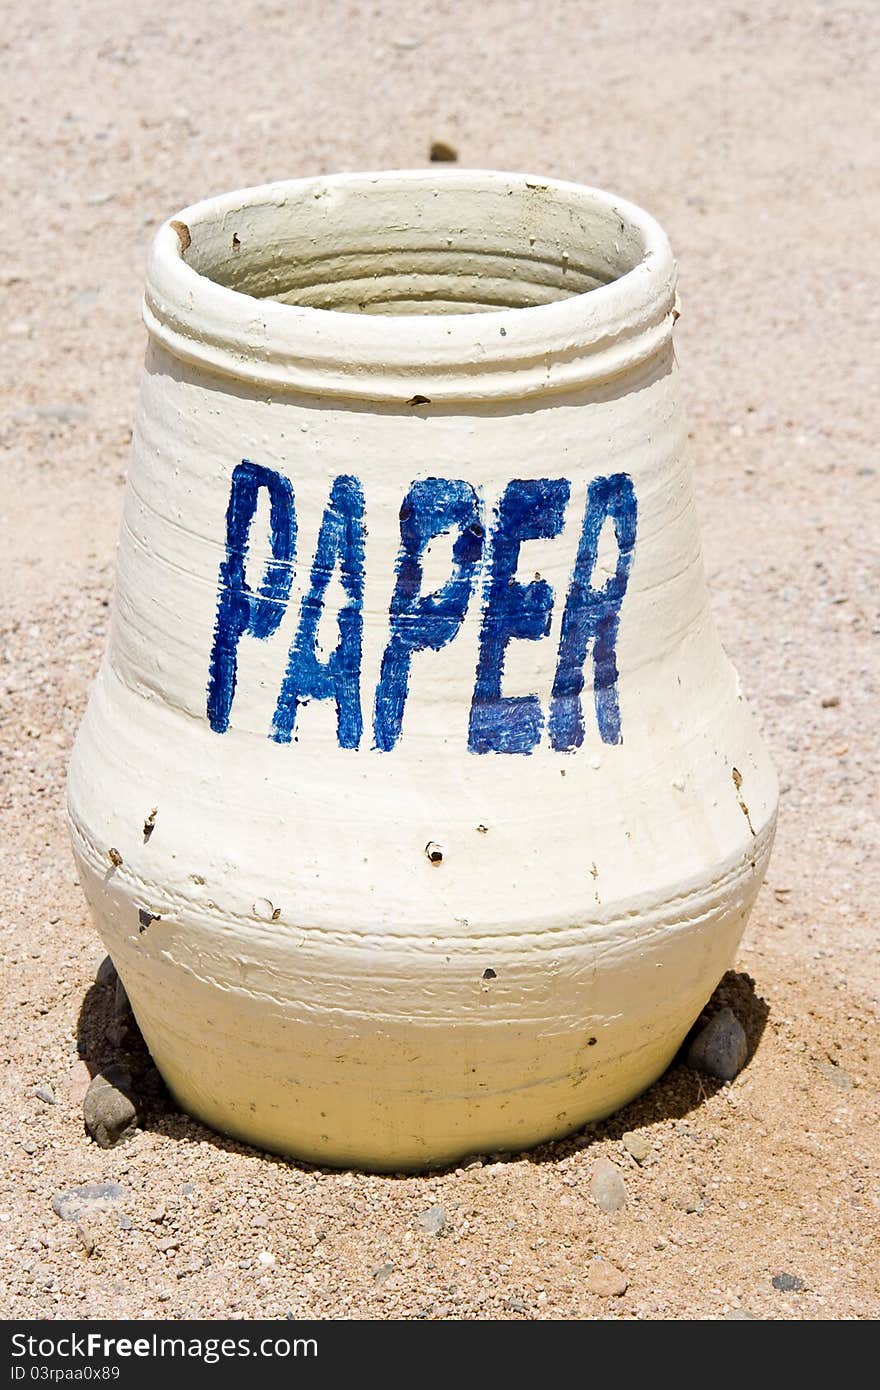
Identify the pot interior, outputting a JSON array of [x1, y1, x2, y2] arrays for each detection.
[[183, 173, 651, 317]]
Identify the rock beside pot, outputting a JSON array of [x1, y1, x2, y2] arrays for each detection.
[[686, 1006, 748, 1081], [95, 955, 118, 988], [83, 1064, 139, 1148], [591, 1158, 628, 1212]]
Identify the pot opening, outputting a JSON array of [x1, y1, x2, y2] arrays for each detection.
[[181, 173, 651, 317]]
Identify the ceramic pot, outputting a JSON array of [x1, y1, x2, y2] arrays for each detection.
[[67, 170, 777, 1169]]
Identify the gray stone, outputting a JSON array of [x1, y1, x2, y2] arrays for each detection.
[[413, 1204, 448, 1235], [816, 1059, 853, 1090], [622, 1131, 651, 1164], [113, 976, 132, 1018], [83, 1065, 138, 1148], [33, 1084, 56, 1105], [772, 1273, 805, 1292], [95, 955, 118, 988], [52, 1182, 128, 1222], [109, 978, 143, 1050], [591, 1158, 628, 1212], [686, 1006, 748, 1081]]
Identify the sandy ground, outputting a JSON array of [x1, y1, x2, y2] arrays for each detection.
[[1, 0, 878, 1321]]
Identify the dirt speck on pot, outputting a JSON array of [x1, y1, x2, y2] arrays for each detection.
[[170, 219, 191, 251]]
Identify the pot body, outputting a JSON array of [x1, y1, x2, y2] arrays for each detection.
[[67, 172, 777, 1168]]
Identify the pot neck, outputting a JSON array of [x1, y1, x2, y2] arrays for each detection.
[[143, 170, 678, 404]]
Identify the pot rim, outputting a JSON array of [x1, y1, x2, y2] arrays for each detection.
[[144, 168, 677, 403]]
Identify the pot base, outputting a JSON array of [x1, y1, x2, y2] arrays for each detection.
[[75, 818, 772, 1171]]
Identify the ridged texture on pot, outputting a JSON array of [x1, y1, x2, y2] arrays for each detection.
[[68, 171, 777, 1169]]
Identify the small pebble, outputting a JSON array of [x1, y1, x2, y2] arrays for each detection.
[[109, 980, 142, 1050], [686, 1006, 748, 1081], [413, 1205, 448, 1235], [114, 976, 132, 1018], [21, 1140, 38, 1155], [622, 1131, 651, 1164], [673, 1191, 703, 1215], [586, 1259, 628, 1297], [33, 1084, 56, 1105], [816, 1059, 853, 1090], [429, 138, 458, 162], [66, 1059, 92, 1104], [506, 1295, 528, 1312], [77, 1223, 97, 1256], [83, 1065, 139, 1148], [591, 1158, 628, 1212], [257, 1251, 275, 1268], [95, 956, 118, 988], [820, 695, 840, 708], [772, 1273, 805, 1292], [372, 1262, 394, 1285], [52, 1183, 129, 1222]]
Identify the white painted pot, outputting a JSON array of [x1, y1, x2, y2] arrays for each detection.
[[67, 170, 777, 1170]]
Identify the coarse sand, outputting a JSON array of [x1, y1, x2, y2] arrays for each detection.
[[1, 0, 878, 1321]]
